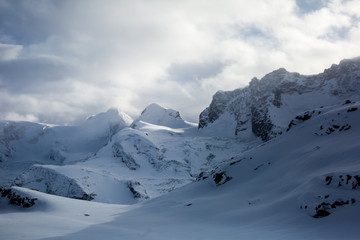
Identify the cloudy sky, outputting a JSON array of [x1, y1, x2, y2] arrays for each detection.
[[1, 0, 360, 124]]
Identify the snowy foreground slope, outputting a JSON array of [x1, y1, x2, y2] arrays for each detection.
[[1, 58, 360, 239]]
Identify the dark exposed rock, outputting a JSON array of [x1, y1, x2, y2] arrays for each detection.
[[339, 124, 351, 132], [324, 173, 360, 190], [73, 193, 97, 201], [198, 90, 237, 129], [353, 175, 360, 189], [112, 142, 140, 170], [127, 181, 149, 200], [0, 139, 13, 162], [0, 187, 37, 208], [254, 162, 271, 171], [213, 172, 232, 186], [272, 88, 282, 107], [313, 209, 331, 218], [325, 176, 333, 185], [343, 125, 351, 131], [229, 159, 242, 166], [310, 196, 355, 219], [296, 112, 312, 121], [251, 107, 273, 141], [286, 120, 296, 132], [196, 171, 209, 181], [347, 107, 358, 112], [346, 175, 352, 184]]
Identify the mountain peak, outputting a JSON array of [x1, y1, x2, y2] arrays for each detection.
[[85, 108, 133, 126], [140, 103, 169, 115], [133, 103, 188, 128]]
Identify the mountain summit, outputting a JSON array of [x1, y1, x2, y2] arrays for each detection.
[[132, 103, 190, 128]]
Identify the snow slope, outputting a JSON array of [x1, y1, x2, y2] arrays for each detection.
[[48, 101, 360, 240], [1, 100, 359, 239], [0, 187, 133, 240]]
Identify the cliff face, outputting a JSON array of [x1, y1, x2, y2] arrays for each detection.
[[199, 57, 360, 141]]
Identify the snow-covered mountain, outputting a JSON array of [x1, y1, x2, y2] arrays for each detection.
[[1, 57, 360, 239], [199, 57, 360, 140], [1, 103, 249, 204], [0, 108, 132, 186]]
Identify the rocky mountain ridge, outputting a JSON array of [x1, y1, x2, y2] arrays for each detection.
[[199, 57, 360, 140]]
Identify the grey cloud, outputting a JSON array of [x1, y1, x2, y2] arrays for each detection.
[[0, 56, 75, 93], [230, 25, 267, 39], [0, 1, 66, 45], [167, 61, 227, 83]]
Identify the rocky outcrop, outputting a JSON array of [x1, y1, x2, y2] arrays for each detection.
[[127, 181, 149, 200], [0, 187, 38, 208], [299, 171, 360, 218], [199, 57, 360, 141], [13, 165, 96, 200], [111, 129, 163, 170], [112, 141, 140, 170], [0, 140, 12, 162]]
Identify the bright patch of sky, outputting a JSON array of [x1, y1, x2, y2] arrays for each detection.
[[0, 0, 360, 124]]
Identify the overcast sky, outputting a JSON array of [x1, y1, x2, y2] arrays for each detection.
[[1, 0, 360, 124]]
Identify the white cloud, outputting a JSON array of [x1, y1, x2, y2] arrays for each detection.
[[3, 112, 39, 123], [1, 0, 360, 124]]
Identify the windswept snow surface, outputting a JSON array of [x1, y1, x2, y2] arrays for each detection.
[[0, 187, 134, 240]]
